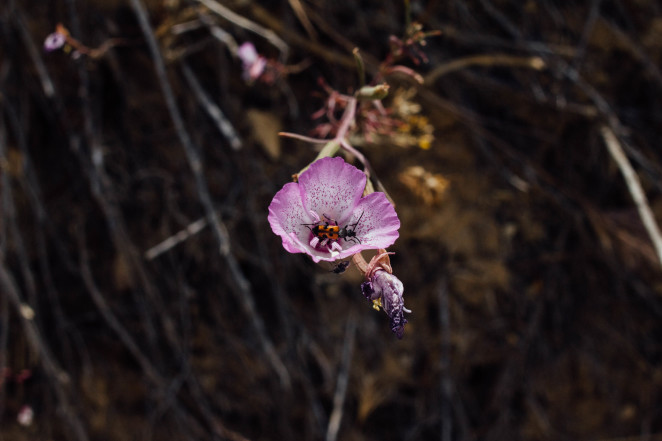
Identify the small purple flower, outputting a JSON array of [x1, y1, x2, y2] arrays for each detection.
[[237, 42, 267, 81], [44, 31, 66, 52], [268, 156, 400, 263]]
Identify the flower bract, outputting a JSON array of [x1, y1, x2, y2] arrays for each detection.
[[268, 156, 400, 262]]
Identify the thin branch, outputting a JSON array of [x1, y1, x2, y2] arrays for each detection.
[[181, 62, 242, 150], [438, 276, 452, 441], [601, 126, 662, 268], [325, 309, 357, 441], [77, 234, 163, 384], [279, 132, 330, 144], [288, 0, 317, 40], [424, 53, 545, 84], [197, 12, 239, 54], [195, 0, 289, 59], [0, 256, 89, 441], [144, 216, 209, 260]]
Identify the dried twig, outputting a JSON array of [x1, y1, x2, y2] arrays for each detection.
[[325, 309, 357, 441], [144, 216, 209, 260], [0, 257, 89, 441], [288, 0, 317, 39], [438, 277, 452, 441], [181, 62, 242, 150], [196, 0, 289, 59], [250, 3, 357, 69], [425, 53, 545, 84], [601, 126, 662, 268]]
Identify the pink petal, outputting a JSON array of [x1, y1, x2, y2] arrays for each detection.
[[268, 182, 310, 255], [237, 42, 258, 65], [298, 157, 366, 224], [351, 192, 400, 248], [248, 57, 267, 80]]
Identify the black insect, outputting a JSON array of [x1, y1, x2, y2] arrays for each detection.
[[330, 261, 351, 274]]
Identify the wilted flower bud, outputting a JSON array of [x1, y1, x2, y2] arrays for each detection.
[[357, 251, 410, 338], [362, 269, 408, 338]]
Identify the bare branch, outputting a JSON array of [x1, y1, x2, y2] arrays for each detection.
[[196, 0, 289, 59], [325, 309, 357, 441], [601, 126, 662, 268]]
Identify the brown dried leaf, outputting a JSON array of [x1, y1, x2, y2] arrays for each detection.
[[246, 109, 282, 160]]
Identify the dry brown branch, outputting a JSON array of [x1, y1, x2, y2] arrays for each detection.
[[425, 54, 545, 84], [144, 216, 208, 260], [325, 309, 357, 441], [0, 257, 89, 441], [438, 276, 452, 441], [181, 62, 242, 150], [196, 0, 289, 58], [250, 3, 358, 69], [288, 0, 317, 40], [600, 126, 662, 268]]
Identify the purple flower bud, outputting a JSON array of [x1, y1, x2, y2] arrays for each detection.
[[44, 32, 66, 52], [365, 269, 409, 338]]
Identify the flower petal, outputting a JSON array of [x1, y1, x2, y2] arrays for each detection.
[[352, 192, 400, 249], [268, 182, 311, 255], [298, 156, 366, 223]]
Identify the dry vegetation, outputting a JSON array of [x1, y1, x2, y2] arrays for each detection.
[[2, 1, 662, 440]]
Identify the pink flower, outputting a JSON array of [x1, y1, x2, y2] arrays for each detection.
[[268, 157, 400, 263], [44, 23, 69, 52], [44, 31, 66, 51], [237, 42, 267, 81], [17, 405, 34, 426]]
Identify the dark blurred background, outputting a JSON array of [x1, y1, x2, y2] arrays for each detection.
[[2, 1, 662, 440]]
